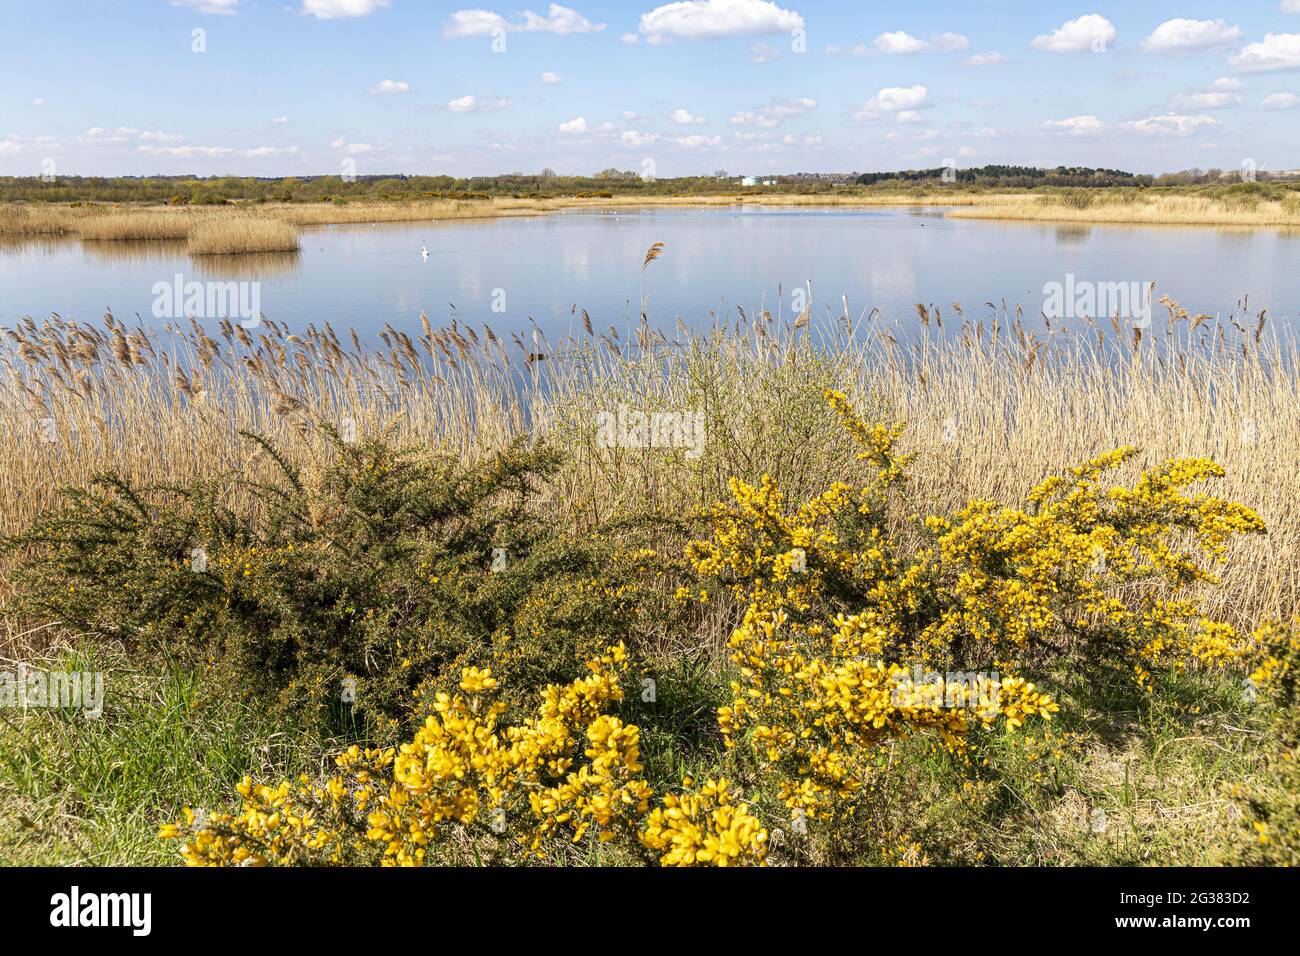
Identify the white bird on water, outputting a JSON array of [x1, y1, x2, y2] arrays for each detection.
[[420, 243, 429, 261]]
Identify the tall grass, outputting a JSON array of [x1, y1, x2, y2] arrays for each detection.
[[187, 217, 300, 255], [5, 192, 1300, 247], [76, 210, 199, 241], [1, 300, 1294, 631], [951, 192, 1300, 227]]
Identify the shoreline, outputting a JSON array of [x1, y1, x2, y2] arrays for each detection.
[[4, 190, 1300, 239]]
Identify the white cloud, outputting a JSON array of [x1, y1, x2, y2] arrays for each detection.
[[1042, 114, 1106, 135], [518, 4, 604, 33], [620, 32, 639, 44], [931, 32, 970, 53], [331, 138, 375, 155], [1121, 113, 1221, 136], [729, 96, 816, 127], [672, 134, 722, 148], [1170, 79, 1243, 110], [558, 116, 589, 133], [81, 126, 185, 145], [271, 115, 290, 124], [369, 79, 409, 95], [1030, 15, 1115, 54], [672, 108, 707, 125], [854, 85, 930, 119], [540, 71, 562, 84], [750, 41, 780, 62], [874, 31, 928, 54], [957, 145, 977, 158], [1263, 91, 1300, 108], [966, 52, 1006, 66], [444, 4, 605, 37], [1142, 18, 1242, 53], [243, 146, 302, 157], [620, 130, 660, 147], [1170, 90, 1240, 110], [447, 95, 510, 112], [170, 0, 240, 14], [873, 30, 969, 54], [32, 98, 47, 106], [1283, 0, 1300, 13], [302, 0, 389, 19], [137, 145, 233, 157], [444, 9, 509, 35], [639, 0, 804, 42], [895, 110, 925, 124], [1230, 33, 1300, 73], [135, 144, 299, 158]]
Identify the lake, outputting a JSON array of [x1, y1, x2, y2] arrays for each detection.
[[2, 206, 1297, 341]]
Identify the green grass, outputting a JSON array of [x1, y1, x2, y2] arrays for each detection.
[[0, 644, 326, 865], [887, 666, 1270, 867]]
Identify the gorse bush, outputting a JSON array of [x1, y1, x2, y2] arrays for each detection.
[[6, 423, 641, 740], [1226, 618, 1300, 864], [9, 389, 1284, 867], [162, 645, 769, 867], [681, 389, 1272, 850]]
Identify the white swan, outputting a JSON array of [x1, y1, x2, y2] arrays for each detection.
[[420, 243, 429, 261]]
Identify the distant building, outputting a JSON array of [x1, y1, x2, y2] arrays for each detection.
[[740, 176, 758, 187]]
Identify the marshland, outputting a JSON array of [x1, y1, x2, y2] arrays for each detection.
[[1, 183, 1298, 870]]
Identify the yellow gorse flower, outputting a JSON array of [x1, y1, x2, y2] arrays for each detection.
[[688, 389, 1265, 829]]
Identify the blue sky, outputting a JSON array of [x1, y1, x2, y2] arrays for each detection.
[[3, 0, 1300, 178]]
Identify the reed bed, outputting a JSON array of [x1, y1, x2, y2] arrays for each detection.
[[76, 210, 204, 241], [187, 217, 300, 255], [1, 298, 1294, 631], [951, 192, 1300, 227], [4, 192, 1299, 247], [269, 198, 558, 226], [0, 204, 93, 236]]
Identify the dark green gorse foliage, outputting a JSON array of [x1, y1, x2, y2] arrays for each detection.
[[5, 425, 639, 742]]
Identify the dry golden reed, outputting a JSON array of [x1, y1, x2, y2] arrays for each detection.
[[950, 193, 1300, 228], [1, 299, 1294, 632], [76, 210, 201, 241], [187, 217, 300, 255]]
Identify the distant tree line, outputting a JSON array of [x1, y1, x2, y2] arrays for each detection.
[[855, 165, 1154, 188], [0, 172, 786, 205]]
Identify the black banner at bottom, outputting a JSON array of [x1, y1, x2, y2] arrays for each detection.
[[0, 866, 1282, 942]]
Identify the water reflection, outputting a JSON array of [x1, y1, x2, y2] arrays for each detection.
[[1054, 224, 1092, 246], [0, 207, 1296, 339], [81, 239, 188, 266], [191, 251, 302, 280], [0, 235, 76, 256]]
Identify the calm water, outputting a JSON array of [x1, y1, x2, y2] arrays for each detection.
[[1, 206, 1297, 340]]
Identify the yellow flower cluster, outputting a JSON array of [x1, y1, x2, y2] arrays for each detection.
[[1245, 618, 1300, 698], [716, 597, 1058, 820], [639, 777, 768, 866], [159, 746, 392, 866], [686, 389, 1268, 830], [164, 645, 769, 867]]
